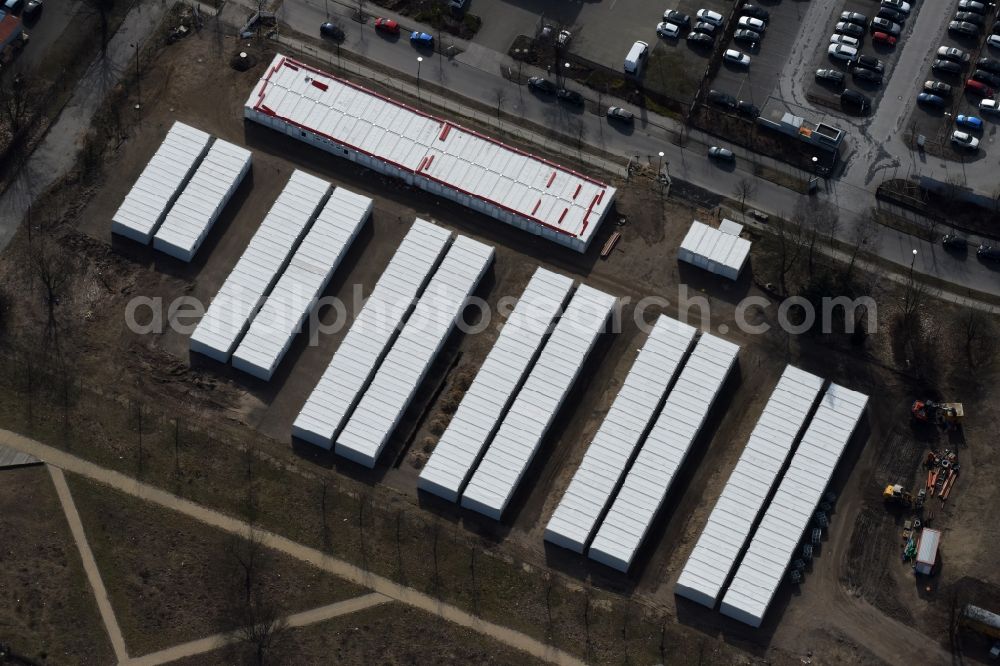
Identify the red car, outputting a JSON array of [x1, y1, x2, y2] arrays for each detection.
[[872, 31, 896, 46], [375, 17, 399, 34], [966, 80, 995, 96]]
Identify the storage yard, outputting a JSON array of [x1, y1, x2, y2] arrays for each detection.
[[2, 28, 1000, 666]]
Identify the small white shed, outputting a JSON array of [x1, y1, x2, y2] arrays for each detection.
[[677, 219, 751, 281]]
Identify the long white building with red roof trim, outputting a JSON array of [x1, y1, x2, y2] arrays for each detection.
[[244, 54, 616, 252]]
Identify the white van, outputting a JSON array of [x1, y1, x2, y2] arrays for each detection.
[[624, 41, 649, 75]]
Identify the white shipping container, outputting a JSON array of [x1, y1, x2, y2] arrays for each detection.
[[232, 187, 372, 380], [112, 122, 211, 244], [418, 267, 574, 502], [677, 220, 751, 281], [544, 315, 698, 553], [190, 170, 331, 362], [153, 139, 252, 262], [291, 219, 452, 449], [336, 235, 495, 468]]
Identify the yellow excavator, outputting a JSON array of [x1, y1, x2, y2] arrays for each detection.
[[911, 400, 964, 426], [883, 483, 925, 509]]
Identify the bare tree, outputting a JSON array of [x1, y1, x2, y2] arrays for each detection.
[[223, 527, 287, 665], [29, 237, 73, 339], [844, 207, 878, 282], [793, 199, 838, 277], [81, 0, 117, 57], [774, 213, 804, 296], [899, 273, 928, 346], [494, 87, 506, 130], [733, 177, 757, 223]]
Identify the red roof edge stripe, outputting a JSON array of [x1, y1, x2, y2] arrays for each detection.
[[252, 56, 581, 239], [311, 80, 329, 91], [439, 124, 452, 141], [546, 171, 557, 188]]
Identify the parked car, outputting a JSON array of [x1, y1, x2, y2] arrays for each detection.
[[708, 146, 736, 161], [816, 68, 846, 85], [978, 245, 1000, 261], [853, 55, 885, 73], [956, 114, 984, 129], [696, 8, 725, 26], [657, 22, 681, 38], [557, 88, 584, 105], [410, 31, 434, 47], [872, 31, 897, 46], [741, 3, 770, 21], [853, 67, 883, 84], [877, 7, 906, 24], [527, 76, 557, 94], [374, 17, 400, 34], [948, 21, 979, 37], [938, 46, 970, 62], [841, 88, 871, 111], [979, 97, 1000, 113], [951, 130, 980, 149], [836, 21, 865, 38], [871, 17, 902, 35], [957, 0, 986, 13], [687, 31, 715, 46], [924, 80, 953, 96], [989, 35, 1000, 49], [954, 12, 984, 27], [942, 234, 966, 249], [707, 89, 738, 109], [917, 92, 946, 108], [841, 11, 868, 25], [881, 0, 911, 14], [734, 29, 762, 46], [22, 0, 40, 19], [663, 9, 691, 27], [966, 79, 995, 96], [320, 22, 345, 40], [738, 15, 766, 32], [973, 69, 1000, 87], [992, 20, 1000, 33], [737, 100, 760, 117], [932, 59, 963, 75], [978, 57, 1000, 73], [724, 48, 751, 66], [829, 44, 859, 61], [4, 0, 23, 11], [831, 34, 861, 46], [606, 106, 634, 123], [693, 21, 718, 36]]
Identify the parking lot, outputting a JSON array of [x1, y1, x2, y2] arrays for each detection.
[[803, 0, 923, 117], [708, 0, 815, 112], [903, 0, 1000, 160]]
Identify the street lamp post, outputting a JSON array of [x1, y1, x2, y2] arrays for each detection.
[[416, 56, 423, 100], [910, 248, 918, 280], [130, 42, 141, 109], [658, 151, 664, 176]]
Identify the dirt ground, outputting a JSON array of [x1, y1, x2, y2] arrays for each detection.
[[65, 472, 369, 658], [0, 466, 114, 665], [1, 21, 999, 666]]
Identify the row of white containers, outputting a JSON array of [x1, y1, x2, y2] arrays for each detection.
[[111, 121, 251, 263]]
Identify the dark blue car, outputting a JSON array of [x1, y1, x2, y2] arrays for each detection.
[[410, 31, 434, 47], [956, 114, 983, 130]]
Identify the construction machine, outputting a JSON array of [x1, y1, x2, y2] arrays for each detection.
[[883, 483, 925, 509], [912, 400, 964, 426]]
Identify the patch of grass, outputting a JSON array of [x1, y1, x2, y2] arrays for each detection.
[[645, 47, 702, 106], [65, 473, 369, 657], [0, 466, 114, 664]]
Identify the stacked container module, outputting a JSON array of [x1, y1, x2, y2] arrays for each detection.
[[153, 138, 252, 262], [336, 235, 495, 468], [232, 187, 373, 380], [460, 284, 618, 521], [588, 333, 740, 573], [720, 383, 868, 627], [112, 122, 211, 244], [291, 219, 453, 449], [544, 315, 698, 553], [674, 365, 825, 609], [677, 220, 751, 281], [418, 267, 575, 502], [189, 170, 331, 362]]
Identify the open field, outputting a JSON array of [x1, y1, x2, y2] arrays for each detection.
[[0, 466, 114, 665], [0, 14, 998, 666]]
